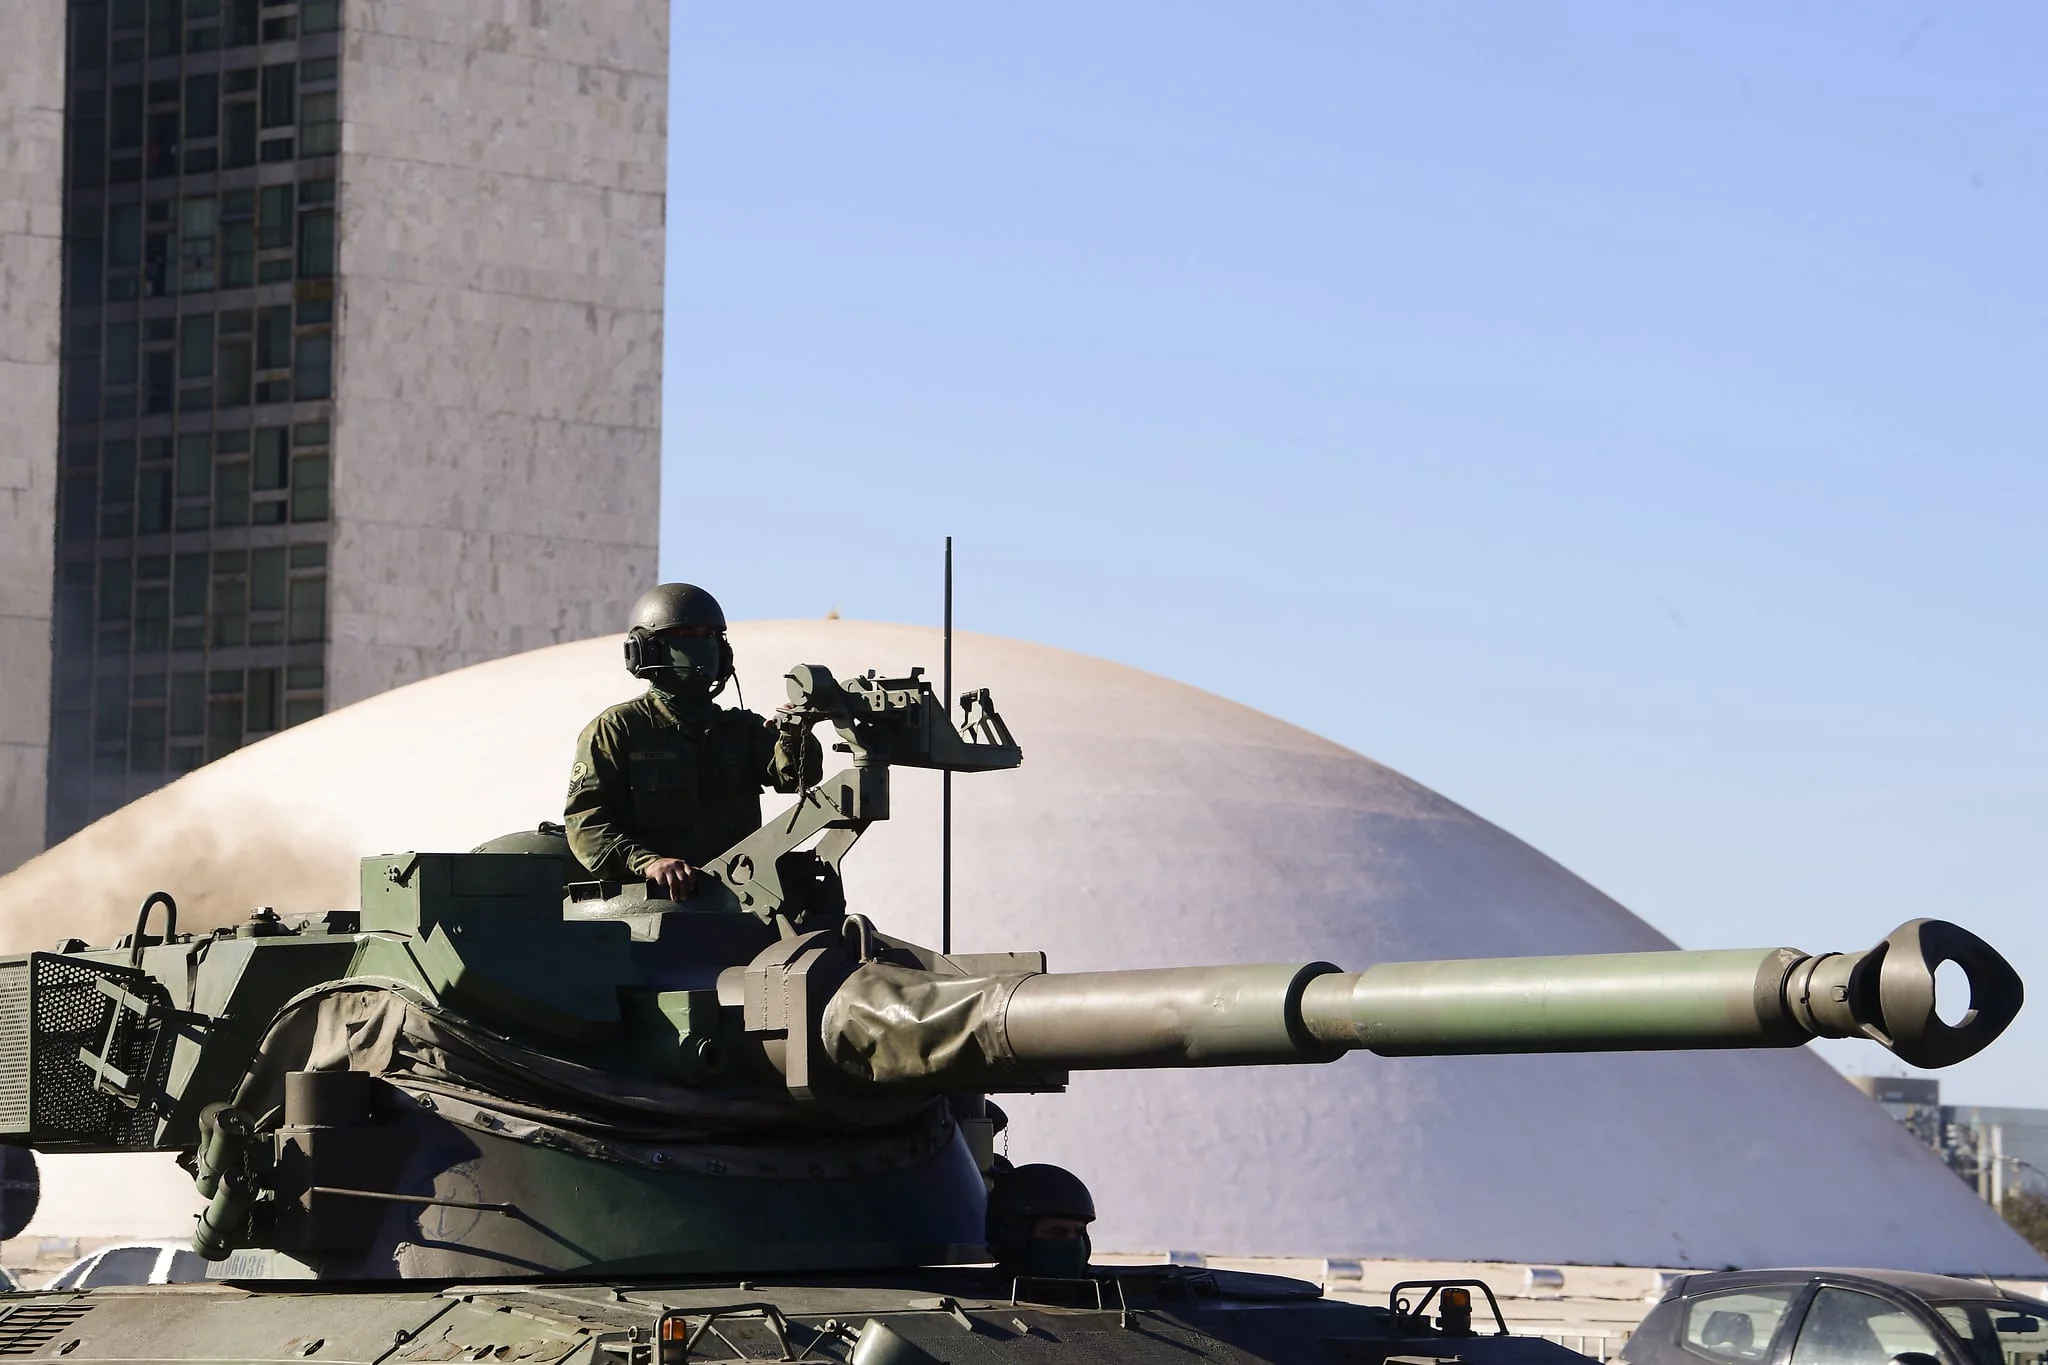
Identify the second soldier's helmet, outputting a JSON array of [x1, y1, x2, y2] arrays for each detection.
[[624, 583, 734, 690], [629, 583, 727, 635], [986, 1162, 1096, 1274]]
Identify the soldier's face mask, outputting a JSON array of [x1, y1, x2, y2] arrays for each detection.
[[627, 628, 725, 696], [661, 634, 723, 684], [1020, 1229, 1091, 1279]]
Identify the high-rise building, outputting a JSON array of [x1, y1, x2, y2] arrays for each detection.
[[0, 6, 68, 877], [15, 0, 665, 862]]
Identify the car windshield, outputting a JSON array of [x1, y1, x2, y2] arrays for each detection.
[[81, 1246, 160, 1287], [1937, 1303, 2048, 1365], [44, 1259, 90, 1291], [166, 1250, 210, 1284]]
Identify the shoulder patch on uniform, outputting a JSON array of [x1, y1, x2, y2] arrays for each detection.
[[567, 757, 600, 803]]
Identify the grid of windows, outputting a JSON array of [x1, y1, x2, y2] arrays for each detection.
[[51, 0, 341, 841]]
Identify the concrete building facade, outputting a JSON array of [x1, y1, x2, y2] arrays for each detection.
[[0, 4, 68, 876], [27, 0, 663, 858], [326, 0, 665, 706]]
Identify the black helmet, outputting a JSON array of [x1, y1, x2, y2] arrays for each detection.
[[629, 583, 726, 635], [988, 1163, 1096, 1222]]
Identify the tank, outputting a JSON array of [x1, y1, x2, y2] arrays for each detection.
[[0, 662, 2022, 1365]]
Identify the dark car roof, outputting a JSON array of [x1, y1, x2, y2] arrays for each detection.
[[1670, 1267, 2048, 1308]]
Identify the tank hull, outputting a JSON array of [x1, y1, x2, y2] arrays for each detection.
[[0, 1268, 1595, 1365]]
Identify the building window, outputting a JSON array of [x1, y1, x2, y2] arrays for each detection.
[[169, 667, 206, 772], [110, 85, 143, 152], [223, 99, 256, 167], [72, 3, 109, 69], [98, 557, 132, 626], [68, 237, 103, 306], [213, 461, 249, 528], [62, 471, 97, 544], [179, 197, 216, 292], [255, 303, 292, 370], [247, 667, 281, 733], [130, 703, 167, 773], [147, 0, 181, 57], [260, 63, 296, 129], [217, 335, 252, 408], [226, 0, 258, 47], [105, 318, 138, 388], [185, 74, 219, 140], [178, 313, 213, 381], [292, 332, 331, 401], [97, 441, 132, 539], [143, 349, 173, 413], [298, 209, 334, 278], [70, 117, 106, 190], [211, 588, 246, 652], [172, 550, 207, 615], [258, 184, 294, 249], [135, 582, 170, 654], [207, 692, 243, 762], [134, 457, 168, 535], [287, 575, 326, 644], [66, 363, 101, 423], [57, 576, 92, 659], [290, 452, 330, 520], [95, 678, 129, 750], [300, 91, 337, 156], [249, 426, 289, 525], [146, 109, 179, 179]]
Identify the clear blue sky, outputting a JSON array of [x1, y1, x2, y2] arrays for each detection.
[[662, 5, 2048, 1104]]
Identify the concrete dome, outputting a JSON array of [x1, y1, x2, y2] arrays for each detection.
[[3, 621, 2037, 1272]]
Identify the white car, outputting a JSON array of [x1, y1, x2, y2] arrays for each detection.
[[41, 1242, 211, 1290]]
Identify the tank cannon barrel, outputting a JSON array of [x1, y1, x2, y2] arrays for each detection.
[[829, 918, 2021, 1083], [1305, 916, 2022, 1069]]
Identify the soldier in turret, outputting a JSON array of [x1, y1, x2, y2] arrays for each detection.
[[565, 583, 819, 897], [987, 1162, 1097, 1280]]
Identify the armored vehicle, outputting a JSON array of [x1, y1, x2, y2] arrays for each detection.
[[0, 662, 2022, 1365]]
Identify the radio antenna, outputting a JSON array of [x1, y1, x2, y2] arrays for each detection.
[[941, 536, 954, 955]]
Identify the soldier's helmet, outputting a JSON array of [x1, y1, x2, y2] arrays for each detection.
[[628, 583, 727, 636], [989, 1163, 1096, 1223]]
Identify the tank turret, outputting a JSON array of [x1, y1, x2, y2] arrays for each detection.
[[0, 662, 2021, 1288]]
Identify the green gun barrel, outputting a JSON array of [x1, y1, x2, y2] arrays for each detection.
[[909, 918, 2020, 1079]]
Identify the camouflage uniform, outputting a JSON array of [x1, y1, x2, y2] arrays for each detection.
[[565, 689, 815, 880]]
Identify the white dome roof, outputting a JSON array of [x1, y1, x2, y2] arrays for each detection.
[[3, 620, 2036, 1272]]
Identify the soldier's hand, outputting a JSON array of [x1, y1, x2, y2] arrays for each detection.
[[645, 858, 699, 900]]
